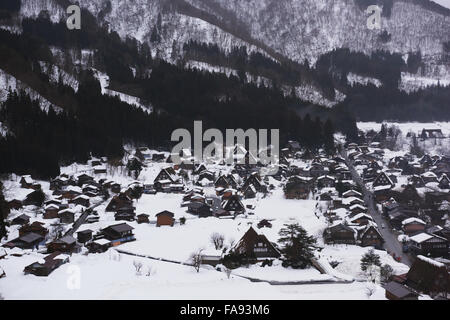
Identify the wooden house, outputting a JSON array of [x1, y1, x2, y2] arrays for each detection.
[[19, 221, 48, 237], [349, 204, 367, 216], [71, 195, 90, 207], [75, 173, 94, 186], [242, 173, 263, 192], [421, 171, 439, 184], [24, 252, 69, 277], [44, 204, 60, 219], [110, 183, 121, 194], [77, 229, 93, 243], [343, 189, 362, 198], [406, 255, 449, 297], [8, 199, 23, 210], [114, 206, 136, 221], [221, 194, 245, 213], [187, 202, 212, 217], [408, 233, 448, 257], [154, 167, 181, 184], [10, 214, 30, 226], [89, 239, 111, 253], [401, 218, 426, 235], [284, 176, 314, 200], [93, 165, 107, 174], [398, 184, 422, 207], [102, 223, 135, 242], [309, 163, 328, 178], [137, 214, 150, 224], [384, 281, 419, 300], [155, 211, 175, 227], [323, 223, 357, 245], [373, 172, 394, 189], [233, 227, 280, 260], [59, 209, 75, 224], [257, 219, 273, 229], [106, 193, 133, 212], [20, 175, 40, 190], [5, 232, 45, 250], [438, 174, 450, 189], [23, 190, 45, 206], [47, 235, 78, 253], [50, 176, 69, 191], [317, 175, 335, 189], [61, 186, 82, 200], [358, 224, 384, 249], [242, 184, 257, 199], [348, 213, 373, 226]]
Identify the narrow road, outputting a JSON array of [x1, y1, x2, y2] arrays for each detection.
[[64, 199, 106, 236], [341, 149, 413, 267]]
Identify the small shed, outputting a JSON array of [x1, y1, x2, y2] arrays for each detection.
[[385, 281, 419, 300], [156, 210, 175, 227], [77, 229, 93, 243], [137, 214, 150, 224]]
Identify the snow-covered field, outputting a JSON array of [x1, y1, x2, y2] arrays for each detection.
[[0, 249, 388, 299], [0, 148, 411, 300], [400, 72, 450, 93], [358, 121, 450, 155], [358, 122, 450, 136]]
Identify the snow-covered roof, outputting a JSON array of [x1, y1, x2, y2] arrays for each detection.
[[342, 196, 364, 205], [74, 195, 90, 200], [93, 239, 110, 245], [409, 233, 434, 243], [66, 185, 82, 193], [349, 204, 366, 211], [401, 217, 425, 226], [374, 184, 392, 191], [421, 171, 437, 178], [343, 189, 362, 197], [417, 255, 445, 268], [21, 175, 33, 184]]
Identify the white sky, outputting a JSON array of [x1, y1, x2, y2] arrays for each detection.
[[432, 0, 450, 9]]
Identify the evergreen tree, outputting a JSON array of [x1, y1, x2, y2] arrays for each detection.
[[323, 119, 335, 154], [360, 248, 382, 272], [127, 158, 143, 179], [278, 223, 317, 269], [380, 264, 394, 283]]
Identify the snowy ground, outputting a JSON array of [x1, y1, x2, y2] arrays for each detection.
[[358, 122, 450, 136], [320, 245, 410, 281], [0, 149, 411, 300], [358, 121, 450, 155], [0, 249, 387, 300]]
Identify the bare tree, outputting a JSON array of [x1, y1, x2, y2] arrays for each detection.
[[190, 248, 204, 273], [49, 224, 64, 241], [133, 260, 143, 275], [145, 265, 155, 277], [365, 283, 376, 299], [224, 267, 232, 279], [228, 238, 236, 250], [210, 232, 225, 250]]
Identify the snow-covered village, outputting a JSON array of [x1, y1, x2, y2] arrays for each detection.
[[0, 122, 449, 300]]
